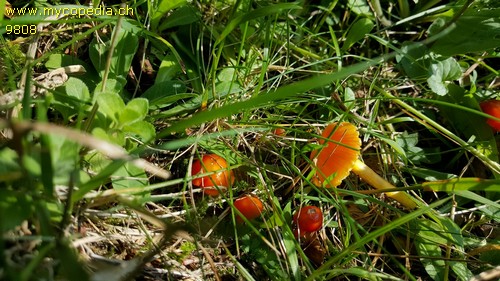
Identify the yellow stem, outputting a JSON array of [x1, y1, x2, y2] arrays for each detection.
[[351, 159, 417, 209]]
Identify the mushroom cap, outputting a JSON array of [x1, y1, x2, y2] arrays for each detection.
[[234, 195, 264, 223], [310, 122, 361, 187], [192, 154, 235, 196]]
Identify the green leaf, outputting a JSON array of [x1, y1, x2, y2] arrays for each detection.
[[158, 5, 200, 31], [422, 178, 500, 193], [0, 148, 22, 181], [0, 189, 33, 232], [45, 54, 88, 70], [430, 8, 500, 56], [96, 92, 126, 123], [436, 84, 499, 165], [396, 42, 432, 79], [65, 77, 91, 105], [112, 162, 149, 191], [151, 0, 187, 31], [93, 79, 124, 98], [149, 93, 195, 111], [142, 30, 185, 79], [216, 3, 302, 46], [342, 18, 374, 51], [84, 149, 112, 181], [415, 236, 445, 280], [347, 0, 372, 16], [142, 80, 186, 102], [49, 135, 80, 185], [156, 54, 183, 83], [89, 26, 139, 86], [404, 167, 456, 181], [427, 57, 462, 96], [414, 220, 451, 245], [119, 98, 149, 125], [451, 261, 474, 281], [123, 121, 156, 142], [155, 80, 242, 118], [455, 190, 500, 209], [395, 131, 441, 164]]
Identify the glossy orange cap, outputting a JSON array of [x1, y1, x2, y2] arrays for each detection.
[[310, 122, 361, 187]]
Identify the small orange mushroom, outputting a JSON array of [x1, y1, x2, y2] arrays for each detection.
[[310, 122, 416, 209], [191, 154, 234, 196]]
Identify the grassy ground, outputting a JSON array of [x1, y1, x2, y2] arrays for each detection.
[[1, 0, 499, 280]]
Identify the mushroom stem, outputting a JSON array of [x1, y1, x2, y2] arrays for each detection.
[[351, 159, 417, 209]]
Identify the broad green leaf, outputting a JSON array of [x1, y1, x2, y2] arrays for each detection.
[[158, 5, 200, 31], [49, 135, 81, 185], [22, 155, 41, 177], [343, 87, 356, 107], [396, 42, 431, 79], [378, 137, 407, 160], [415, 236, 445, 280], [45, 54, 88, 70], [142, 30, 184, 79], [217, 67, 237, 82], [110, 28, 139, 85], [89, 26, 139, 86], [430, 8, 500, 56], [142, 80, 186, 102], [347, 0, 372, 16], [88, 36, 108, 78], [96, 92, 126, 123], [451, 261, 474, 281], [93, 79, 124, 97], [156, 55, 183, 83], [112, 162, 149, 191], [149, 93, 195, 110], [73, 159, 127, 202], [0, 148, 21, 181], [65, 77, 91, 106], [427, 57, 461, 96], [151, 0, 187, 31], [342, 18, 374, 51], [84, 149, 111, 173], [0, 189, 33, 232], [119, 98, 149, 125], [123, 121, 156, 142], [413, 220, 450, 245], [395, 131, 441, 164]]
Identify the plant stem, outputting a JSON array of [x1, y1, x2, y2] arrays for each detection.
[[351, 159, 417, 209]]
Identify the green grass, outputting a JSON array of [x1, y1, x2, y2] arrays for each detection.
[[0, 0, 499, 280]]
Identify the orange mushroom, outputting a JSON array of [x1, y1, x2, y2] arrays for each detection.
[[310, 122, 416, 209]]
